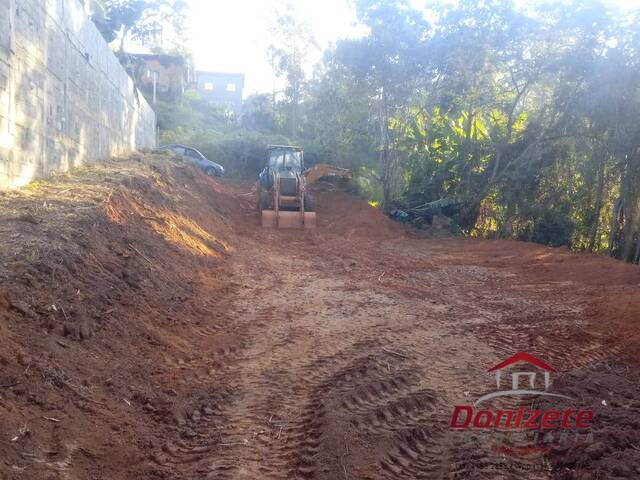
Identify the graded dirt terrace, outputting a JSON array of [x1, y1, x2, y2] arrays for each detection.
[[0, 155, 638, 479]]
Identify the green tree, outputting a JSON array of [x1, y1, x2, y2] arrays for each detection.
[[334, 0, 429, 211], [242, 94, 276, 133], [90, 0, 187, 53], [267, 3, 317, 138]]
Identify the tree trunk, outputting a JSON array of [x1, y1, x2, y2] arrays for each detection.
[[622, 209, 636, 262], [290, 77, 298, 138], [607, 197, 622, 257], [271, 55, 277, 130], [498, 203, 514, 238], [620, 156, 639, 262], [461, 109, 474, 195], [588, 157, 606, 253], [489, 150, 502, 185], [380, 88, 391, 212], [118, 25, 130, 54]]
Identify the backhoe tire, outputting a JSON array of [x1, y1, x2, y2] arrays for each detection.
[[304, 193, 314, 212], [258, 188, 270, 212]]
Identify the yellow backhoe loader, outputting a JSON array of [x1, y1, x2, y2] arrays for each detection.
[[257, 145, 351, 229]]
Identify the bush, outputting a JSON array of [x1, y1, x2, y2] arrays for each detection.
[[156, 91, 294, 179], [156, 90, 355, 180], [195, 131, 291, 179], [520, 207, 574, 247]]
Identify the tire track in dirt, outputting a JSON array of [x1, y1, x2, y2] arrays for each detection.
[[200, 254, 352, 479], [153, 183, 632, 480], [194, 245, 463, 479], [198, 250, 542, 479]]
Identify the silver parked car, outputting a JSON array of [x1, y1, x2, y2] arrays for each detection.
[[158, 144, 225, 177]]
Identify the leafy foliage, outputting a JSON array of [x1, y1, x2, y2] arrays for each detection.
[[90, 0, 187, 53], [266, 2, 318, 137], [303, 0, 640, 263], [156, 91, 291, 179]]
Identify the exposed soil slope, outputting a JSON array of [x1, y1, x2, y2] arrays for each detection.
[[0, 154, 638, 480]]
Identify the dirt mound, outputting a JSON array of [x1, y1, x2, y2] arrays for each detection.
[[0, 153, 246, 479], [311, 181, 407, 240]]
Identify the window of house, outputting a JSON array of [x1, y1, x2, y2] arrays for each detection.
[[204, 82, 214, 91], [226, 83, 237, 92]]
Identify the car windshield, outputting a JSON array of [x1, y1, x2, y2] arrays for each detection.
[[268, 149, 302, 171]]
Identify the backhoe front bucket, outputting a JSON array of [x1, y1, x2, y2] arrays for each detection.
[[303, 212, 316, 229], [261, 210, 316, 229], [261, 210, 277, 228]]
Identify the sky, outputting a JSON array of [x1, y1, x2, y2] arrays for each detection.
[[188, 0, 365, 95], [187, 0, 640, 97]]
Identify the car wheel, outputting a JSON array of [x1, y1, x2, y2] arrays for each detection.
[[205, 167, 218, 177]]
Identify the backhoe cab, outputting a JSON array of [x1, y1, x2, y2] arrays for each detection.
[[257, 145, 316, 229]]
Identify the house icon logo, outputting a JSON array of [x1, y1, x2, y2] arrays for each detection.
[[474, 351, 571, 406]]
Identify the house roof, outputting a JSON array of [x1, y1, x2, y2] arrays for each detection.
[[267, 145, 302, 151], [117, 53, 186, 65], [488, 352, 556, 372], [196, 71, 245, 78]]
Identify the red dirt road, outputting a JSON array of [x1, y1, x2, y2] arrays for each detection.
[[0, 156, 638, 479]]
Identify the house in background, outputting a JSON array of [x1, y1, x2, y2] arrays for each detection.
[[116, 56, 245, 115], [118, 53, 193, 103], [196, 71, 244, 117]]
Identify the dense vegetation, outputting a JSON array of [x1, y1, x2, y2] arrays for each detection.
[[89, 0, 188, 53], [275, 0, 640, 262], [112, 0, 640, 263]]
